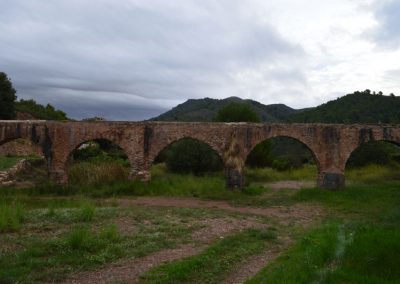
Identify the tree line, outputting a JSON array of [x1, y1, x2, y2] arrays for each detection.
[[0, 72, 67, 120]]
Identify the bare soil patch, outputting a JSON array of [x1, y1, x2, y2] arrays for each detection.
[[265, 180, 315, 190], [62, 217, 265, 284], [113, 197, 323, 226]]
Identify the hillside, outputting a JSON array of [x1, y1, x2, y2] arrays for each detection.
[[152, 97, 301, 122], [153, 91, 400, 124], [288, 90, 400, 123]]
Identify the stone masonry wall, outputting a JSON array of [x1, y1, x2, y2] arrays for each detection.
[[0, 120, 399, 189]]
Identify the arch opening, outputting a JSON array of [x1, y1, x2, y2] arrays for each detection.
[[245, 136, 319, 187], [345, 140, 400, 184], [67, 139, 130, 185], [153, 137, 223, 176], [0, 138, 47, 186]]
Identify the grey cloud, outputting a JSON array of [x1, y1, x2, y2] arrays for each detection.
[[367, 0, 400, 49], [0, 0, 306, 120]]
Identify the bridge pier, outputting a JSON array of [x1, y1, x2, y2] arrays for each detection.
[[225, 167, 245, 190], [130, 169, 151, 182], [49, 170, 68, 185], [317, 171, 345, 190]]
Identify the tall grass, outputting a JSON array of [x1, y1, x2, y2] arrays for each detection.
[[74, 201, 96, 222], [68, 161, 129, 185], [245, 164, 317, 183], [346, 163, 400, 184], [0, 201, 25, 232]]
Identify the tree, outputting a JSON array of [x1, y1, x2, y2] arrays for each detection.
[[164, 138, 222, 175], [215, 102, 260, 122], [15, 99, 68, 120], [0, 72, 17, 119]]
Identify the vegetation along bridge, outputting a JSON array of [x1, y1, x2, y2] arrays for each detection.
[[1, 120, 399, 189]]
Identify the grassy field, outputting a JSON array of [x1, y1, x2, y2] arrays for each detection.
[[0, 156, 22, 171], [0, 158, 399, 283]]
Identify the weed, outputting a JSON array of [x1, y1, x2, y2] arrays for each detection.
[[75, 201, 96, 222]]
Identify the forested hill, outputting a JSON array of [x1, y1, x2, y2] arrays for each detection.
[[288, 90, 400, 123], [152, 97, 301, 122], [153, 91, 400, 124]]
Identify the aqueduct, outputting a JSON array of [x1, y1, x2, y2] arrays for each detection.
[[1, 120, 400, 189]]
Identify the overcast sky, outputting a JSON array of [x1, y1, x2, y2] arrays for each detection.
[[1, 0, 400, 120]]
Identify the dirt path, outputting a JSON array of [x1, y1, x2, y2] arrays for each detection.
[[113, 197, 323, 226], [221, 239, 292, 284], [62, 217, 265, 284], [58, 195, 323, 284], [63, 244, 203, 284], [265, 180, 315, 190]]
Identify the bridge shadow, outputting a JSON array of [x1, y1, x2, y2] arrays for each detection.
[[244, 136, 318, 188], [345, 140, 400, 185], [153, 137, 223, 176], [66, 139, 130, 185]]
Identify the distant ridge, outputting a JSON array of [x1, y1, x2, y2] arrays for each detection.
[[152, 90, 400, 124], [152, 96, 303, 122], [288, 90, 400, 123]]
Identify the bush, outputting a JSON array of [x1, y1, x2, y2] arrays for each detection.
[[347, 141, 400, 168], [162, 138, 223, 175]]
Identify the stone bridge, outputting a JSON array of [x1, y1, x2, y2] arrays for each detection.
[[1, 120, 399, 189]]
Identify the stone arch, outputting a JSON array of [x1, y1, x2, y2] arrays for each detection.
[[0, 136, 44, 157], [64, 137, 131, 168], [245, 135, 322, 174], [343, 138, 400, 170], [149, 136, 224, 166], [49, 136, 134, 184]]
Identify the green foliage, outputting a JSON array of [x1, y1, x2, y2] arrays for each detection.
[[0, 156, 22, 171], [246, 140, 273, 168], [0, 72, 17, 119], [162, 138, 223, 175], [347, 141, 400, 168], [15, 99, 67, 120], [289, 90, 400, 123], [153, 97, 297, 122], [215, 102, 261, 122], [73, 140, 128, 163]]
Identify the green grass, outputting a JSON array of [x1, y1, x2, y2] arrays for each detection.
[[346, 163, 400, 184], [247, 221, 400, 284], [140, 228, 277, 284], [293, 182, 400, 216], [68, 160, 130, 185], [245, 164, 317, 183], [0, 156, 21, 171], [74, 201, 96, 222], [247, 222, 342, 284], [0, 200, 25, 232], [1, 162, 400, 283], [0, 206, 204, 283]]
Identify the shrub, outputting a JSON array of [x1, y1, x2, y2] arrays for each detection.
[[162, 138, 223, 175]]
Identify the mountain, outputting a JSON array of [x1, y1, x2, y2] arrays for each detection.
[[152, 97, 302, 122], [152, 90, 400, 124], [288, 90, 400, 123]]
